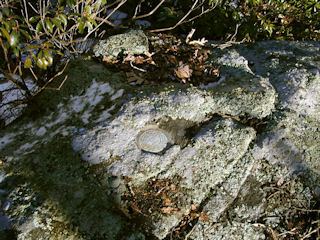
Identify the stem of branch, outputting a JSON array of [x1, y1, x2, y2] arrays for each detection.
[[150, 0, 199, 33]]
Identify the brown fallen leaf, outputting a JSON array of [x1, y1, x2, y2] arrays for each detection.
[[191, 204, 197, 211], [200, 212, 210, 222], [174, 62, 193, 82], [125, 72, 145, 84], [161, 207, 180, 214], [102, 55, 119, 63]]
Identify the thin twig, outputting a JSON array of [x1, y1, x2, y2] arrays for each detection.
[[301, 225, 320, 240], [31, 59, 70, 97], [132, 0, 165, 20], [83, 0, 127, 41], [130, 61, 146, 72], [27, 1, 39, 14], [183, 6, 215, 24], [228, 23, 240, 42], [185, 223, 198, 240], [150, 0, 199, 33], [293, 207, 320, 213], [45, 75, 68, 90], [29, 68, 38, 82]]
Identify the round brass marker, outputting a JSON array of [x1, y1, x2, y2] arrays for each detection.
[[136, 126, 169, 153]]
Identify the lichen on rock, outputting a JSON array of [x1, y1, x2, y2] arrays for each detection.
[[0, 40, 320, 240], [93, 30, 149, 60]]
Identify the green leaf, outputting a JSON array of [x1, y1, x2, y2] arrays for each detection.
[[58, 14, 68, 27], [36, 21, 43, 33], [66, 0, 75, 7], [19, 29, 32, 41], [29, 16, 40, 23], [2, 7, 10, 17], [85, 21, 93, 32], [42, 58, 49, 70], [12, 47, 19, 57], [0, 27, 10, 42], [2, 20, 12, 32], [44, 49, 53, 65], [85, 6, 92, 15], [88, 17, 98, 27], [36, 58, 44, 69], [57, 51, 64, 56], [78, 21, 85, 34], [9, 31, 19, 47], [24, 56, 32, 68], [45, 19, 54, 33], [51, 18, 63, 31]]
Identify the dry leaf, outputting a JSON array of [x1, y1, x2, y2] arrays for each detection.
[[130, 202, 144, 215], [200, 212, 210, 222], [174, 62, 193, 81], [191, 212, 200, 218], [269, 228, 279, 240], [277, 178, 284, 186], [184, 209, 191, 216], [170, 184, 176, 191], [163, 198, 172, 206], [125, 72, 145, 84], [123, 54, 135, 63], [186, 28, 196, 43], [191, 204, 197, 211], [102, 55, 118, 63], [161, 207, 180, 214], [188, 37, 208, 46]]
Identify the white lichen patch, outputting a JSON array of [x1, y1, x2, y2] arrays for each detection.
[[0, 132, 15, 150], [45, 110, 68, 128], [35, 126, 47, 137], [95, 105, 115, 123], [14, 140, 39, 155], [110, 89, 124, 101], [70, 79, 114, 112], [0, 76, 39, 126], [276, 68, 320, 118]]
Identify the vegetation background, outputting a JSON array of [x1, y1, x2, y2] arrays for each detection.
[[0, 0, 319, 98]]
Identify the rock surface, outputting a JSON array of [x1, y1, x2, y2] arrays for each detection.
[[93, 30, 149, 60], [0, 40, 319, 240]]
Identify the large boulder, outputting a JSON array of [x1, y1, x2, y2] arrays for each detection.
[[93, 30, 149, 60], [0, 40, 319, 240]]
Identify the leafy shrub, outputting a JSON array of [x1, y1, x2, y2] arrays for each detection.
[[197, 0, 320, 41]]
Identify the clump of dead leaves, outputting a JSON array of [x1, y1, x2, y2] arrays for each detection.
[[121, 176, 210, 221], [101, 33, 220, 86], [121, 176, 184, 219], [119, 176, 211, 239]]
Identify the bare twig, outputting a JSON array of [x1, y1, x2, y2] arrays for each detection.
[[278, 228, 297, 236], [185, 223, 198, 240], [293, 207, 320, 213], [181, 2, 217, 24], [45, 75, 68, 90], [132, 0, 165, 20], [228, 23, 240, 42], [150, 0, 199, 33], [31, 59, 70, 97], [27, 1, 39, 14], [29, 68, 38, 82], [130, 61, 146, 72], [84, 0, 127, 41], [185, 28, 196, 43], [301, 225, 320, 240]]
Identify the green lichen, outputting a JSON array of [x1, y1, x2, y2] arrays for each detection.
[[93, 30, 149, 59]]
